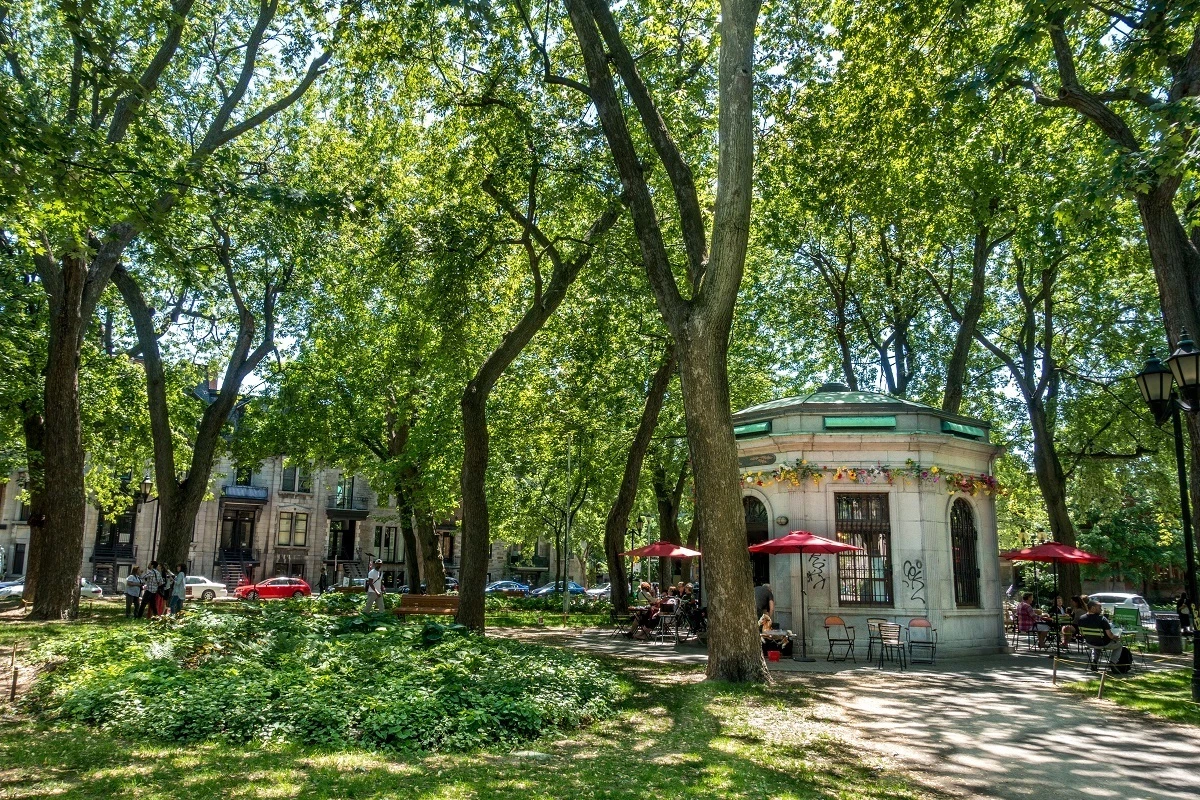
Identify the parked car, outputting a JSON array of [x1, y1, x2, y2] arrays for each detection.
[[79, 578, 103, 600], [0, 578, 24, 598], [183, 575, 228, 601], [585, 582, 611, 599], [530, 580, 586, 597], [118, 574, 228, 601], [1089, 592, 1152, 622], [398, 577, 459, 594], [485, 580, 530, 595], [234, 576, 312, 601]]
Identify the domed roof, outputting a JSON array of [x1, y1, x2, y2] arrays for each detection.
[[734, 383, 938, 420]]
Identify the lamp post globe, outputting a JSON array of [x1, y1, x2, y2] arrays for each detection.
[[1166, 328, 1200, 407], [1136, 338, 1200, 702]]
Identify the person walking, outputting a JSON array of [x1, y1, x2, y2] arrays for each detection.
[[123, 566, 143, 618], [365, 559, 385, 612], [138, 561, 161, 618], [1177, 592, 1194, 636], [169, 563, 187, 615], [318, 566, 329, 594]]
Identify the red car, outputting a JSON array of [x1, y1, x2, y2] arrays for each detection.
[[234, 576, 312, 601]]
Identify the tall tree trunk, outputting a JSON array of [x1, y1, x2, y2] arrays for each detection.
[[455, 184, 618, 631], [19, 401, 47, 603], [1028, 399, 1080, 597], [457, 388, 491, 629], [678, 332, 765, 680], [604, 343, 675, 613], [568, 0, 765, 681], [943, 222, 992, 415], [396, 499, 421, 589], [30, 255, 89, 619], [114, 251, 280, 570], [652, 459, 684, 590], [682, 525, 698, 584], [414, 509, 445, 594]]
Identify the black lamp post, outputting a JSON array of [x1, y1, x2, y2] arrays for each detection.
[[1135, 330, 1200, 702], [136, 476, 160, 563]]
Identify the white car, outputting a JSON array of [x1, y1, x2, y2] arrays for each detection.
[[0, 578, 99, 599], [1089, 592, 1152, 622], [182, 575, 228, 601], [118, 574, 228, 600], [585, 582, 611, 599]]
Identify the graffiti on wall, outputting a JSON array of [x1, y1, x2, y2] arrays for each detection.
[[902, 558, 927, 605], [806, 553, 827, 591]]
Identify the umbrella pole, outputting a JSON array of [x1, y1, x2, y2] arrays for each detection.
[[795, 558, 815, 662]]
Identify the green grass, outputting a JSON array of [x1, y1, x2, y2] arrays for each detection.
[[1, 611, 927, 800], [1061, 669, 1200, 726], [485, 611, 609, 628], [0, 669, 923, 800]]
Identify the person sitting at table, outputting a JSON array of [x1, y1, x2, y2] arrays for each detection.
[[758, 611, 792, 657], [1077, 600, 1123, 670], [1017, 593, 1049, 648], [1049, 595, 1068, 616], [681, 583, 695, 603], [636, 581, 655, 604]]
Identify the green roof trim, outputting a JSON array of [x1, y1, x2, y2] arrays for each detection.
[[942, 420, 987, 439], [733, 420, 772, 438], [823, 415, 897, 429]]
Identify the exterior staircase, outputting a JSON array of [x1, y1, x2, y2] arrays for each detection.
[[342, 560, 367, 581]]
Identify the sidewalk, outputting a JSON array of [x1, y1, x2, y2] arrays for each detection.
[[509, 626, 1200, 800]]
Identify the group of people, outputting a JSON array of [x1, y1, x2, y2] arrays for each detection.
[[1017, 590, 1196, 668], [626, 581, 698, 639], [121, 560, 187, 618]]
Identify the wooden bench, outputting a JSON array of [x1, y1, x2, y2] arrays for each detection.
[[394, 594, 460, 620], [333, 585, 366, 594], [499, 590, 527, 599]]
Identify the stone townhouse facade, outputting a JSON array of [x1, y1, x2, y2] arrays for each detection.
[[0, 456, 558, 592]]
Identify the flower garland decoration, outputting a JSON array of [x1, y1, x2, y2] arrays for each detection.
[[740, 458, 1001, 496]]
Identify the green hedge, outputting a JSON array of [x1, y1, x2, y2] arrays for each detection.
[[26, 604, 624, 752], [483, 593, 613, 614]]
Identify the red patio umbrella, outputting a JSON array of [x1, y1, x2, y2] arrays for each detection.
[[621, 541, 703, 604], [749, 531, 863, 662], [621, 541, 703, 559], [999, 542, 1106, 603]]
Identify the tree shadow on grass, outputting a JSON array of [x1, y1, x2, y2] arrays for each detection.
[[0, 659, 931, 800]]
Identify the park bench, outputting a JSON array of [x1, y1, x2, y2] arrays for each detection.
[[394, 593, 460, 621], [499, 590, 526, 599]]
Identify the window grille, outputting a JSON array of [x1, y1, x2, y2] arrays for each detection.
[[950, 499, 981, 607], [835, 493, 893, 606]]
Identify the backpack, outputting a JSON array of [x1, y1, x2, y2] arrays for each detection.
[[1113, 646, 1133, 674]]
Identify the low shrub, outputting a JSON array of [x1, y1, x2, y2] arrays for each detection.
[[484, 593, 613, 614], [26, 606, 624, 752]]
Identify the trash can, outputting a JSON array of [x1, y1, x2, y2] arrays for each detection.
[[1156, 614, 1183, 655]]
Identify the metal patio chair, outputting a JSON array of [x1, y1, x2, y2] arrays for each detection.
[[877, 622, 906, 670], [906, 618, 937, 665], [866, 617, 887, 661], [824, 616, 856, 662]]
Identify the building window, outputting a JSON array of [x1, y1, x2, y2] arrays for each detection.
[[950, 499, 981, 608], [374, 525, 401, 562], [281, 463, 312, 493], [835, 493, 893, 606], [277, 512, 308, 547], [235, 466, 254, 486], [440, 533, 454, 564]]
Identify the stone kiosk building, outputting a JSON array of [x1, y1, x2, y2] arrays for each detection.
[[734, 384, 1005, 656]]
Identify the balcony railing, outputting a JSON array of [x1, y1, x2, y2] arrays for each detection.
[[221, 485, 269, 502], [326, 494, 370, 511], [92, 543, 137, 562]]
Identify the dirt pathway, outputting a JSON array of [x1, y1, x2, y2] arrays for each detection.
[[513, 627, 1200, 799]]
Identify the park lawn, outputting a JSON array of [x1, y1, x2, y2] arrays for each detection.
[[1, 611, 927, 800], [1061, 669, 1199, 726], [0, 671, 923, 800]]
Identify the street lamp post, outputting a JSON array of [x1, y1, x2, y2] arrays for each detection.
[[1135, 330, 1200, 702]]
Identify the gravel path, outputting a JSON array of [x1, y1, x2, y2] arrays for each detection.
[[510, 627, 1200, 799]]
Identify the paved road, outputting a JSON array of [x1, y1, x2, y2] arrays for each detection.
[[788, 655, 1200, 800], [510, 628, 1200, 799]]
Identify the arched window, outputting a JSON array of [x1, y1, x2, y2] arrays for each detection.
[[950, 499, 980, 607], [743, 496, 770, 585]]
